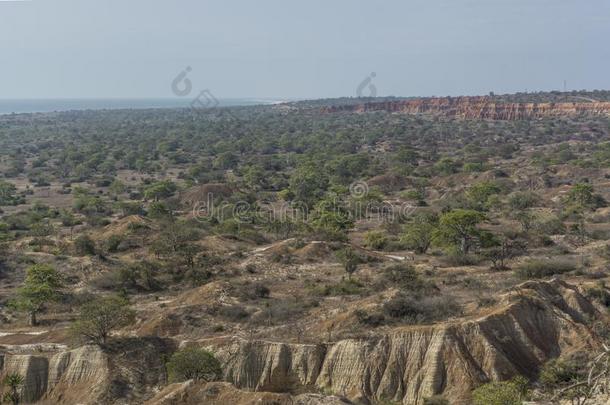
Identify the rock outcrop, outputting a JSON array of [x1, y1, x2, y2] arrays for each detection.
[[211, 279, 600, 404], [0, 345, 108, 404], [322, 97, 610, 120], [0, 280, 601, 404], [0, 337, 173, 404]]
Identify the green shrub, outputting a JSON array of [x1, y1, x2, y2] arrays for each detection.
[[314, 279, 364, 296], [382, 264, 436, 293], [585, 282, 610, 307], [514, 259, 576, 279], [166, 348, 222, 383], [74, 235, 96, 256], [423, 396, 449, 405], [472, 376, 528, 405], [364, 231, 388, 250], [382, 294, 461, 324]]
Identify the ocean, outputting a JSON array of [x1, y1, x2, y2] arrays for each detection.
[[0, 98, 281, 115]]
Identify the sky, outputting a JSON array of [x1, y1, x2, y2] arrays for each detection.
[[0, 0, 609, 99]]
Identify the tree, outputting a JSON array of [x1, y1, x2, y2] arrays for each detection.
[[2, 373, 24, 405], [143, 180, 177, 201], [166, 348, 222, 383], [0, 181, 24, 206], [12, 264, 63, 326], [402, 213, 438, 254], [71, 295, 135, 344], [336, 248, 359, 279], [483, 236, 526, 270], [288, 161, 329, 205], [565, 183, 606, 210], [465, 181, 501, 211], [434, 209, 486, 255], [74, 235, 96, 256], [311, 197, 354, 241]]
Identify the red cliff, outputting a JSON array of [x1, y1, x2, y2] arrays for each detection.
[[322, 97, 610, 120]]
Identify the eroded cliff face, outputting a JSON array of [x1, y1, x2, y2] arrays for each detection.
[[211, 279, 600, 405], [0, 345, 108, 404], [0, 337, 172, 404], [322, 97, 610, 120], [0, 280, 601, 404]]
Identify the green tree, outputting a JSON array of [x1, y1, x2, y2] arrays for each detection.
[[166, 348, 222, 383], [434, 209, 486, 255], [565, 183, 606, 210], [288, 161, 329, 205], [71, 295, 135, 344], [402, 213, 438, 254], [143, 180, 177, 201], [465, 181, 501, 211], [12, 264, 63, 326], [0, 181, 24, 206], [311, 197, 354, 241]]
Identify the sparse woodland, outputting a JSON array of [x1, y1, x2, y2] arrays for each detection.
[[1, 92, 610, 404]]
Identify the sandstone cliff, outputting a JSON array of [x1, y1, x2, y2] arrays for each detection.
[[209, 279, 600, 404], [0, 345, 108, 404], [0, 280, 602, 404], [0, 337, 172, 404], [322, 97, 610, 120]]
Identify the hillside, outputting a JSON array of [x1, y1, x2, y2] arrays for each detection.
[[2, 93, 610, 404]]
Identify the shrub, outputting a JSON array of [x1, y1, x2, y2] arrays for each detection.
[[364, 231, 388, 250], [472, 376, 528, 405], [166, 348, 222, 383], [218, 304, 250, 321], [314, 279, 364, 296], [514, 259, 576, 279], [354, 309, 385, 327], [382, 264, 436, 293], [423, 396, 449, 405], [382, 294, 461, 324], [74, 235, 96, 256], [585, 282, 610, 307], [105, 234, 123, 253], [440, 253, 482, 267]]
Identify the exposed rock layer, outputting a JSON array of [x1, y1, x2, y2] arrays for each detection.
[[322, 97, 610, 120], [0, 280, 601, 404], [214, 279, 600, 404]]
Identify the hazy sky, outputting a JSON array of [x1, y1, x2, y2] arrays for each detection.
[[0, 0, 609, 99]]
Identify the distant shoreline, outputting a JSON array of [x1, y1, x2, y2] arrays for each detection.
[[0, 98, 287, 115]]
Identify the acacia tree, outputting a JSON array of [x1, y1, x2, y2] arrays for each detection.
[[166, 348, 222, 383], [71, 295, 135, 344], [434, 209, 486, 255], [402, 213, 438, 254], [12, 264, 63, 326]]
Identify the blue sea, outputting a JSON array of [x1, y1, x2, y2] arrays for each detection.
[[0, 98, 282, 115]]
